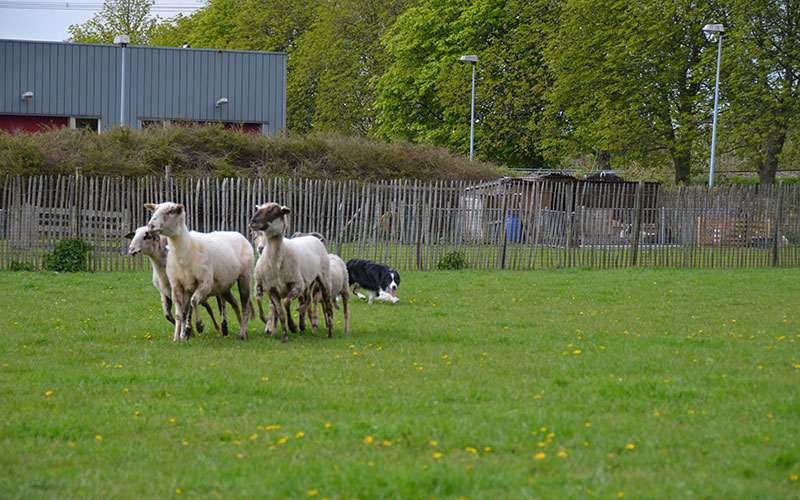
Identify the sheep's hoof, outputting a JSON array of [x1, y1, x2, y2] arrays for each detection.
[[238, 333, 248, 341], [196, 320, 205, 333], [221, 320, 228, 337]]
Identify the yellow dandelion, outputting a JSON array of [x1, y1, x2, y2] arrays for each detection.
[[308, 490, 318, 497], [432, 452, 442, 459], [557, 450, 568, 458], [176, 489, 182, 494], [790, 474, 798, 481], [484, 446, 492, 452], [429, 440, 438, 446], [95, 435, 102, 441], [296, 432, 305, 438], [45, 390, 53, 396], [169, 418, 176, 423], [625, 443, 635, 450], [250, 434, 259, 440], [534, 452, 545, 460], [324, 423, 332, 429], [364, 436, 374, 444], [465, 446, 478, 454], [278, 437, 288, 444]]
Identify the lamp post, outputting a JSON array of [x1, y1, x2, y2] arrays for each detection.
[[703, 23, 724, 189], [114, 35, 130, 128], [459, 54, 478, 161]]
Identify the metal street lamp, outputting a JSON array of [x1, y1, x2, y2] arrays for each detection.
[[703, 23, 725, 188], [114, 35, 131, 128], [459, 54, 478, 161]]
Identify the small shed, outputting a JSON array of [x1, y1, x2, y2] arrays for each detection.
[[460, 172, 661, 245]]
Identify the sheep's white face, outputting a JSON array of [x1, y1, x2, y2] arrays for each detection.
[[146, 202, 185, 237], [249, 203, 290, 238], [126, 226, 161, 257], [251, 230, 268, 254]]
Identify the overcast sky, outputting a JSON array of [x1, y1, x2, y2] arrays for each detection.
[[0, 1, 203, 42]]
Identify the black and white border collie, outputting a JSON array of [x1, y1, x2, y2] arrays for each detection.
[[346, 259, 400, 304]]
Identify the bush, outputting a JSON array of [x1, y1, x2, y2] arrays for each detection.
[[43, 238, 93, 272], [7, 261, 34, 272], [437, 251, 469, 270]]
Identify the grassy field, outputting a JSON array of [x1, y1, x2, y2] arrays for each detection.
[[1, 268, 799, 499]]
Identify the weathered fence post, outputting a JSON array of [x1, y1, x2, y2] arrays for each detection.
[[772, 186, 782, 267], [74, 167, 82, 240], [630, 181, 644, 267], [500, 182, 509, 270]]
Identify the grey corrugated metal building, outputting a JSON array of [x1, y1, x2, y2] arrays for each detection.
[[0, 39, 286, 134]]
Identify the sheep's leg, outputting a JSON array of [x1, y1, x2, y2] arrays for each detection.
[[198, 298, 221, 335], [297, 294, 308, 332], [308, 287, 321, 333], [316, 277, 335, 339], [282, 283, 306, 340], [217, 296, 228, 337], [269, 291, 289, 343], [161, 293, 175, 324], [266, 303, 277, 335], [282, 283, 299, 334], [222, 290, 243, 338], [284, 295, 299, 334], [235, 274, 251, 341], [255, 283, 269, 324], [183, 306, 195, 339], [172, 285, 185, 343], [342, 292, 349, 335]]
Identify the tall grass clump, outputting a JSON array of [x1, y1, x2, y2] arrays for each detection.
[[0, 125, 509, 181]]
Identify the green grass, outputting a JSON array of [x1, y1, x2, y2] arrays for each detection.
[[1, 268, 799, 498]]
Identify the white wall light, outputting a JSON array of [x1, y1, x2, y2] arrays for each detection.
[[21, 91, 34, 100], [216, 97, 229, 108]]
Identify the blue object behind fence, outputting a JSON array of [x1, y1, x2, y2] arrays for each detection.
[[506, 216, 520, 242]]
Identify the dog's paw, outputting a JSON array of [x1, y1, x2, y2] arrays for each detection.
[[356, 292, 367, 300]]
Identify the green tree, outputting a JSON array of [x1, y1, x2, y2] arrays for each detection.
[[374, 0, 551, 168], [725, 0, 800, 184], [289, 0, 415, 134], [542, 0, 726, 184], [68, 0, 160, 45]]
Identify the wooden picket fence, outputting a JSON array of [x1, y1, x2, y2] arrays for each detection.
[[2, 174, 800, 271]]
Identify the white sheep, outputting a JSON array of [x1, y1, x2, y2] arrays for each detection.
[[126, 226, 239, 337], [249, 203, 334, 342], [299, 253, 350, 335], [146, 202, 253, 343], [251, 229, 331, 335]]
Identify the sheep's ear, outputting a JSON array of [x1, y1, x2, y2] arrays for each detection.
[[175, 204, 185, 214], [281, 206, 291, 215], [144, 203, 156, 211], [124, 231, 135, 239]]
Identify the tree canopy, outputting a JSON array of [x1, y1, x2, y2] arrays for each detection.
[[69, 0, 800, 184], [68, 0, 162, 45]]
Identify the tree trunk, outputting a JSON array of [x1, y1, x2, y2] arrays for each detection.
[[672, 147, 692, 185], [595, 150, 611, 170], [758, 129, 786, 185]]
